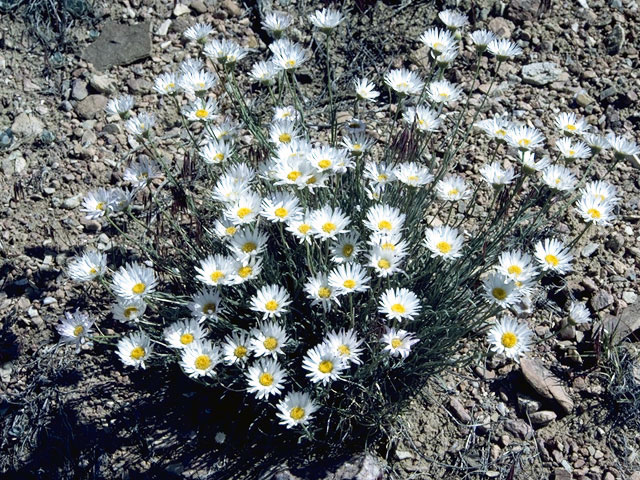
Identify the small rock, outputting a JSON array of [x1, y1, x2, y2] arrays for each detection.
[[529, 410, 557, 426], [11, 112, 44, 138], [520, 357, 574, 414], [474, 366, 496, 380], [506, 0, 541, 22], [395, 450, 413, 460], [89, 74, 117, 94], [156, 19, 171, 36], [80, 218, 102, 232], [76, 94, 108, 120], [190, 0, 208, 14], [606, 23, 625, 55], [43, 297, 57, 305], [504, 419, 534, 440], [603, 304, 640, 344], [605, 234, 624, 252], [1, 151, 27, 175], [487, 17, 515, 38], [517, 394, 541, 413], [173, 3, 190, 16], [591, 290, 614, 311], [600, 86, 617, 101], [575, 91, 594, 107], [62, 195, 82, 209], [623, 291, 638, 304], [553, 467, 572, 480], [222, 0, 242, 17], [449, 398, 472, 423], [72, 80, 89, 101], [331, 453, 383, 480], [581, 242, 599, 257], [522, 62, 562, 86], [0, 362, 12, 383]]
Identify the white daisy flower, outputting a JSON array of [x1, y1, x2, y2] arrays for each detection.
[[180, 58, 204, 74], [276, 391, 319, 429], [269, 119, 299, 145], [195, 254, 236, 287], [261, 11, 292, 38], [403, 105, 441, 132], [183, 98, 218, 123], [112, 297, 147, 323], [482, 273, 522, 308], [81, 188, 113, 219], [249, 60, 278, 85], [487, 316, 532, 362], [436, 175, 471, 202], [56, 310, 95, 352], [109, 187, 135, 213], [302, 344, 346, 385], [480, 161, 517, 187], [328, 263, 371, 294], [270, 38, 308, 71], [273, 105, 300, 122], [534, 238, 573, 275], [343, 118, 367, 135], [606, 133, 640, 160], [304, 273, 339, 311], [180, 340, 221, 378], [354, 77, 380, 102], [124, 112, 156, 138], [439, 9, 468, 30], [342, 132, 376, 156], [246, 357, 287, 400], [105, 94, 134, 119], [363, 161, 395, 187], [227, 228, 269, 262], [224, 191, 263, 225], [222, 331, 252, 365], [154, 72, 178, 95], [582, 133, 609, 155], [369, 231, 409, 255], [67, 250, 106, 283], [310, 206, 351, 240], [204, 38, 248, 66], [569, 302, 591, 325], [212, 175, 249, 205], [487, 38, 523, 60], [475, 117, 511, 142], [208, 118, 241, 143], [261, 192, 301, 223], [123, 158, 162, 188], [379, 288, 421, 322], [250, 285, 291, 319], [555, 112, 588, 136], [580, 181, 618, 205], [519, 151, 551, 174], [427, 79, 463, 104], [189, 288, 223, 322], [575, 196, 615, 226], [178, 68, 217, 96], [307, 146, 349, 173], [331, 232, 361, 264], [200, 139, 233, 165], [368, 246, 405, 277], [542, 164, 577, 192], [321, 330, 363, 367], [213, 218, 240, 240], [117, 331, 153, 369], [555, 137, 591, 161], [164, 319, 206, 349], [364, 204, 405, 235], [424, 226, 464, 259], [470, 29, 497, 52], [286, 212, 314, 244], [111, 262, 157, 300], [506, 125, 545, 151], [309, 8, 344, 32], [419, 27, 456, 54], [384, 68, 424, 96], [381, 327, 419, 359], [184, 23, 213, 43], [497, 250, 537, 283], [231, 257, 262, 285], [394, 162, 434, 187]]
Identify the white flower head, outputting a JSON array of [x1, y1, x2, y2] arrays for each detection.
[[439, 9, 468, 30], [195, 254, 237, 287], [111, 262, 157, 300], [309, 8, 344, 32], [542, 164, 577, 192], [555, 112, 589, 136], [302, 344, 347, 385], [534, 238, 573, 275], [480, 161, 517, 187], [261, 11, 292, 38], [368, 245, 405, 278], [331, 232, 361, 264], [250, 320, 289, 357], [436, 175, 471, 202], [328, 263, 371, 294], [184, 23, 213, 43], [354, 77, 380, 102], [575, 195, 615, 226], [403, 105, 441, 132], [154, 72, 178, 95], [310, 206, 351, 240], [487, 38, 523, 60], [394, 162, 434, 187], [304, 273, 339, 312], [323, 329, 364, 365], [228, 228, 269, 262], [105, 94, 134, 119], [81, 188, 114, 220], [261, 192, 301, 223], [270, 39, 308, 71], [269, 119, 300, 145], [470, 30, 498, 52], [200, 139, 233, 165], [364, 204, 405, 236], [384, 68, 424, 96], [475, 117, 511, 142], [555, 137, 591, 161], [56, 310, 95, 352], [497, 250, 537, 283], [482, 272, 522, 308], [204, 38, 248, 66], [428, 79, 463, 104], [379, 288, 421, 322], [112, 297, 147, 323], [580, 180, 619, 205], [487, 316, 532, 361], [183, 98, 219, 123], [569, 302, 591, 325], [222, 331, 252, 365], [179, 68, 217, 97], [189, 288, 223, 322], [276, 391, 319, 429], [424, 226, 464, 260], [519, 151, 551, 174], [342, 132, 376, 156], [124, 112, 156, 138], [582, 133, 609, 155], [250, 285, 291, 319], [123, 158, 162, 188], [117, 331, 153, 369], [249, 60, 279, 85], [67, 250, 107, 283], [419, 27, 456, 54], [224, 191, 263, 225], [286, 212, 314, 244], [246, 357, 287, 400], [381, 327, 419, 359], [180, 340, 221, 378], [164, 319, 206, 349]]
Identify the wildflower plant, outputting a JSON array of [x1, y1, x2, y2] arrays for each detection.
[[60, 6, 635, 461]]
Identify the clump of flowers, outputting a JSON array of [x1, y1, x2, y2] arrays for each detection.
[[58, 6, 634, 454]]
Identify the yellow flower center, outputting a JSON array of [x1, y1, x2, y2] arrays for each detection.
[[194, 354, 211, 370], [338, 344, 350, 355], [279, 133, 292, 143], [197, 82, 206, 89], [501, 332, 517, 349], [225, 226, 237, 236], [238, 266, 253, 278], [195, 109, 209, 119], [73, 325, 84, 336], [492, 287, 507, 301], [96, 202, 105, 211], [378, 173, 388, 181], [318, 360, 333, 374], [202, 303, 216, 314], [287, 170, 302, 181], [439, 92, 449, 98], [242, 242, 257, 253], [378, 259, 391, 269], [318, 159, 332, 169], [391, 338, 402, 349], [322, 222, 337, 233], [306, 176, 317, 184], [448, 188, 459, 196], [381, 242, 395, 251], [263, 336, 278, 350], [299, 224, 311, 234], [286, 59, 296, 68], [507, 265, 522, 276], [408, 175, 419, 182], [566, 124, 577, 131], [433, 41, 443, 51], [210, 271, 225, 282], [318, 286, 331, 298], [518, 138, 531, 147], [568, 149, 576, 156], [166, 82, 175, 90], [378, 220, 392, 230], [596, 194, 605, 202], [274, 207, 288, 218], [391, 303, 406, 313], [130, 346, 145, 360], [180, 333, 194, 345], [214, 153, 225, 162], [234, 345, 247, 358], [89, 267, 98, 275], [342, 244, 354, 257], [353, 143, 362, 151], [123, 306, 138, 319], [397, 81, 408, 89], [290, 406, 305, 420], [436, 241, 452, 254], [265, 300, 279, 311], [132, 283, 146, 294], [259, 372, 274, 386], [343, 279, 356, 289], [237, 207, 252, 219], [545, 254, 559, 267], [587, 208, 601, 219], [496, 128, 507, 137]]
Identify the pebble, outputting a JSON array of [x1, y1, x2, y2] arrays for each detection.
[[591, 290, 614, 311], [190, 0, 208, 14], [520, 357, 575, 414], [581, 242, 599, 257], [173, 3, 190, 16], [522, 62, 563, 86], [89, 74, 117, 94], [71, 79, 89, 101], [449, 397, 472, 423], [156, 19, 171, 36], [529, 410, 557, 426], [504, 419, 534, 440], [575, 91, 594, 107], [76, 95, 108, 120], [11, 112, 45, 138], [62, 195, 82, 209], [623, 291, 638, 304], [42, 296, 57, 305]]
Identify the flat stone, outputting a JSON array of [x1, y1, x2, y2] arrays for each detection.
[[504, 418, 534, 440], [603, 304, 640, 344], [71, 79, 89, 100], [173, 3, 190, 16], [581, 242, 599, 257], [1, 151, 27, 175], [82, 21, 151, 71], [591, 290, 614, 311], [62, 195, 82, 209], [517, 393, 541, 413], [11, 112, 44, 138], [76, 94, 108, 120], [529, 410, 557, 426], [606, 23, 625, 55], [520, 357, 574, 414], [449, 397, 472, 423], [487, 17, 515, 38], [506, 0, 542, 22], [623, 291, 638, 304], [89, 73, 117, 94], [222, 0, 242, 17], [156, 19, 171, 36], [575, 91, 594, 107], [522, 62, 563, 86], [191, 0, 208, 14]]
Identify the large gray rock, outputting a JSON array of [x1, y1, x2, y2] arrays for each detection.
[[82, 21, 151, 71], [507, 0, 542, 22], [520, 357, 574, 414], [522, 62, 563, 86], [11, 112, 44, 138], [603, 304, 640, 344], [76, 94, 108, 120]]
